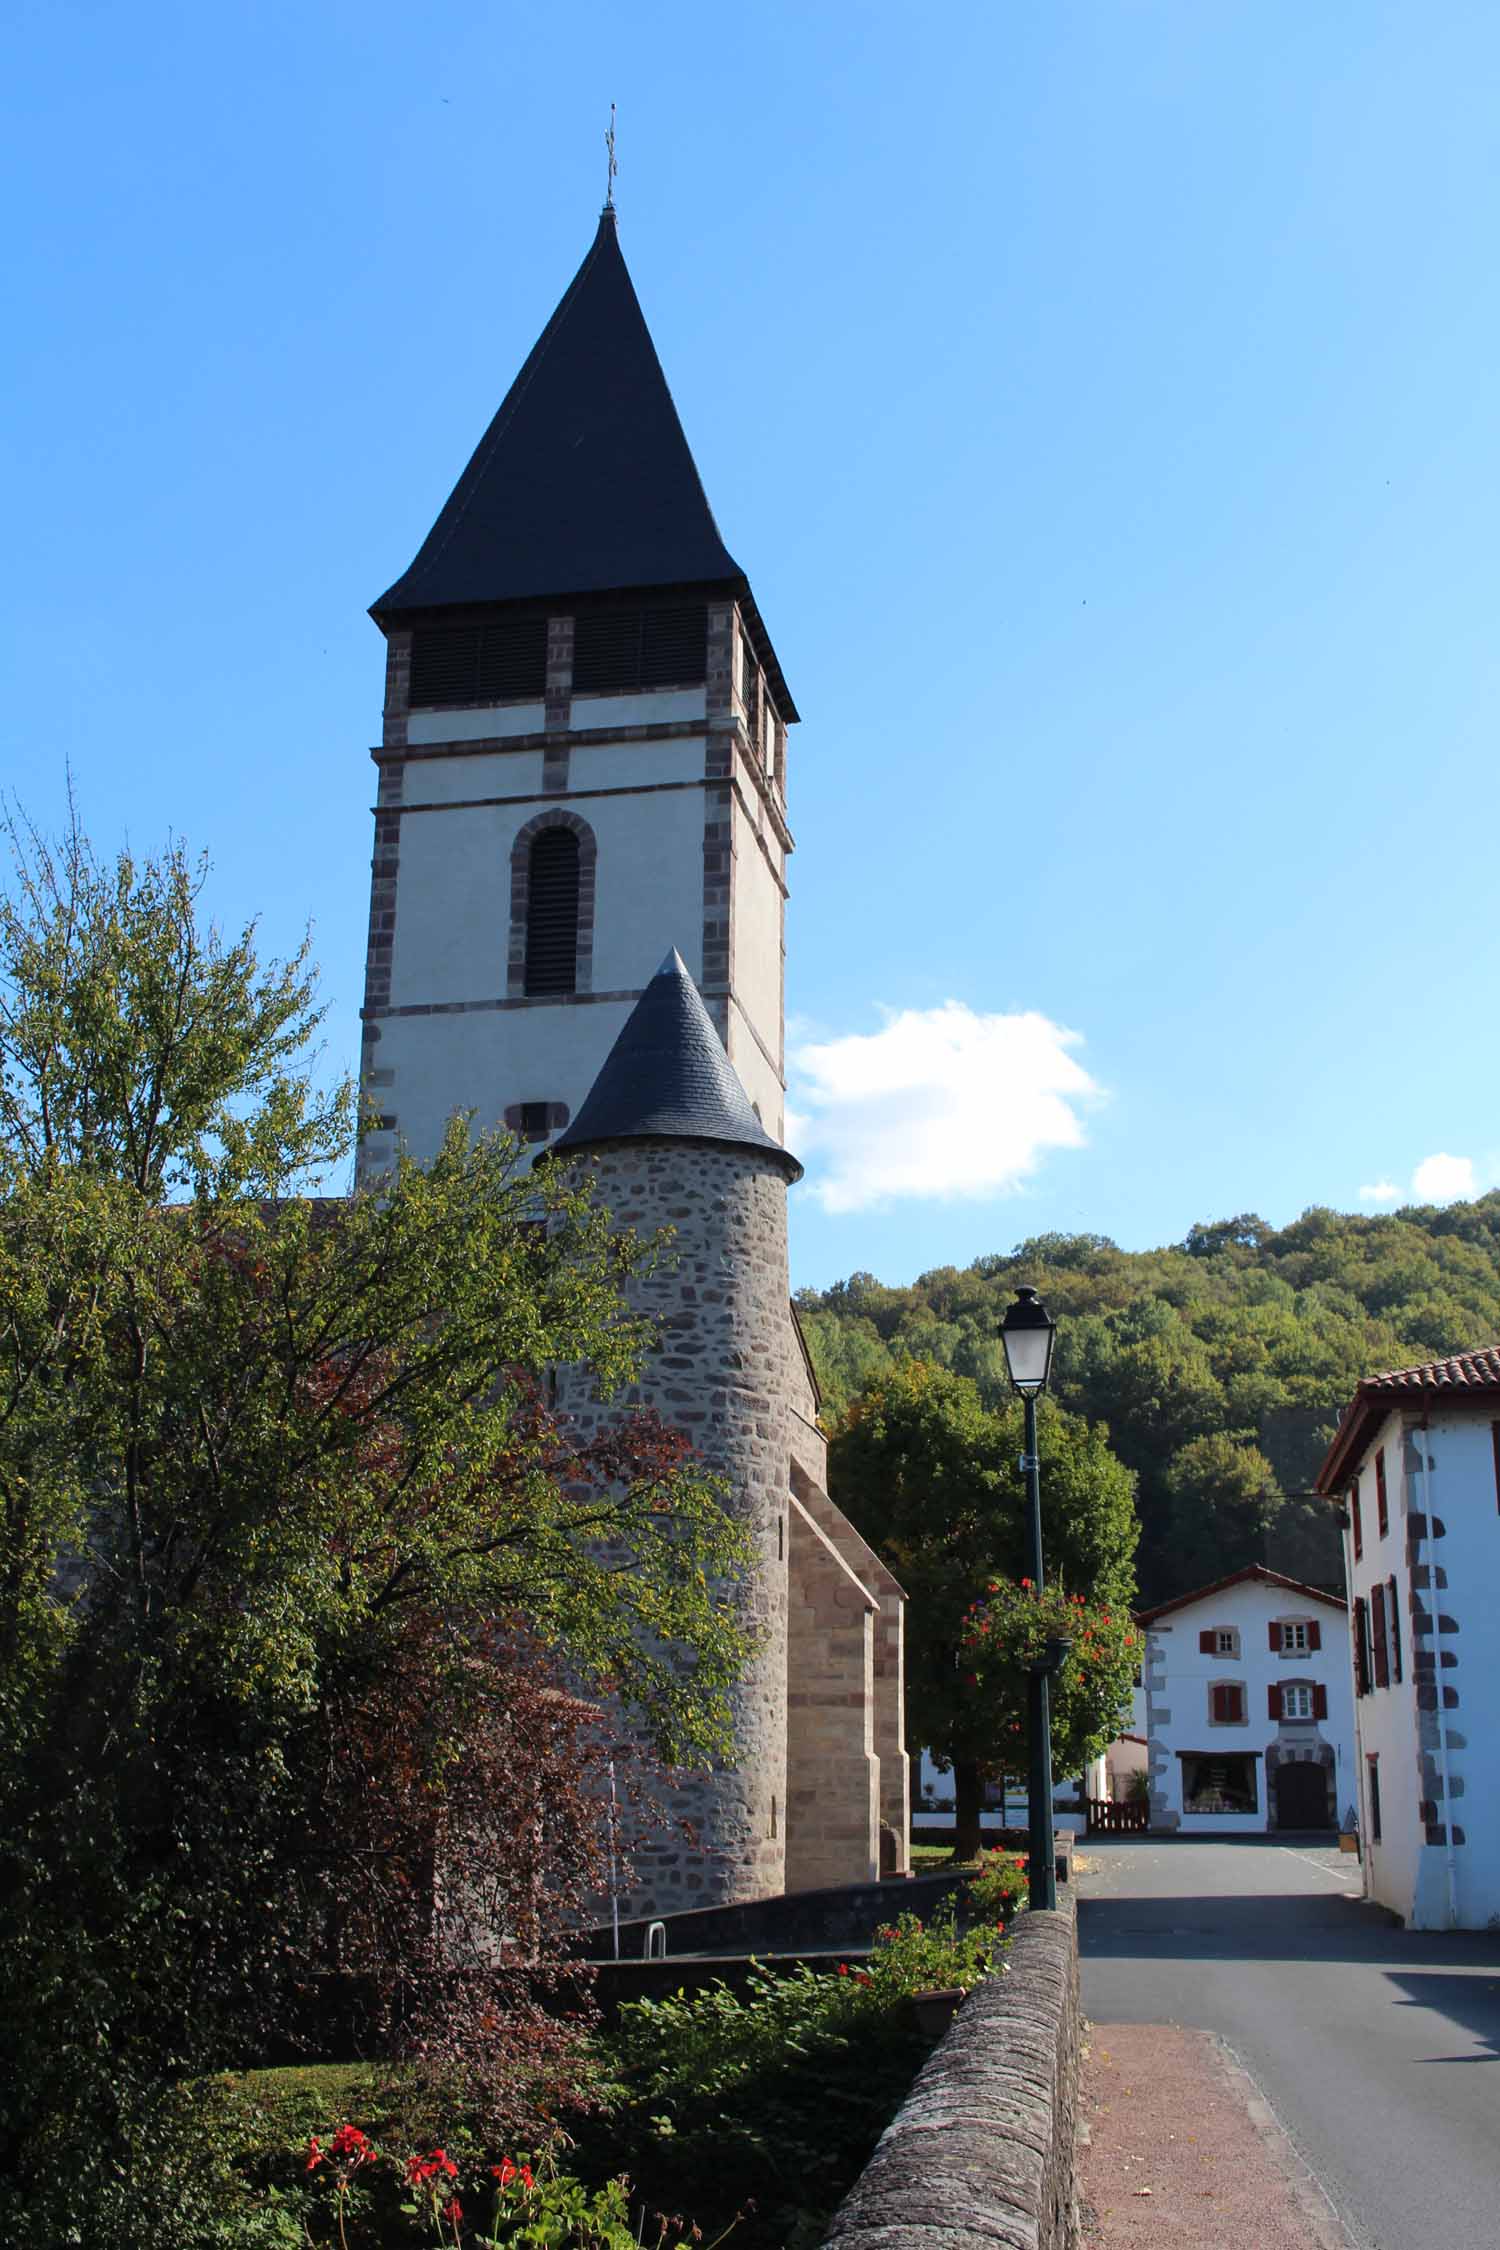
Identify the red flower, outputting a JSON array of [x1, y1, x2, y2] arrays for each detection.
[[306, 2137, 325, 2172], [837, 1962, 849, 1976], [854, 1970, 872, 1987], [330, 2124, 370, 2164], [443, 2196, 463, 2224], [1020, 1578, 1033, 1590], [520, 2166, 534, 2192], [492, 2160, 517, 2189]]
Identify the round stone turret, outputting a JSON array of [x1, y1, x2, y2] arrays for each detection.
[[552, 951, 800, 1914]]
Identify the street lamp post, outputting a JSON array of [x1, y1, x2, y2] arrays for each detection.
[[1000, 1286, 1059, 1915]]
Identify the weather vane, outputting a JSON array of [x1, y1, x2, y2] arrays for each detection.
[[605, 102, 618, 210]]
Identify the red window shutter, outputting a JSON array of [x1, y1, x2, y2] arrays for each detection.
[[1376, 1448, 1388, 1538], [1352, 1488, 1363, 1562], [1268, 1621, 1281, 1651], [1199, 1629, 1215, 1654], [1210, 1684, 1227, 1721], [1229, 1683, 1244, 1722], [1314, 1684, 1328, 1720], [1371, 1586, 1389, 1688], [1387, 1574, 1401, 1682], [1307, 1619, 1321, 1651], [1354, 1597, 1370, 1695], [1268, 1683, 1282, 1720]]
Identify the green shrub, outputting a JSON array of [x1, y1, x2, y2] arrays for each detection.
[[585, 1906, 1005, 2249]]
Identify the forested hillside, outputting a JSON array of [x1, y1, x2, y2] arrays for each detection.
[[797, 1196, 1500, 1607]]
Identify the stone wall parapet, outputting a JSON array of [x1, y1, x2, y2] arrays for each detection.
[[821, 1897, 1080, 2250]]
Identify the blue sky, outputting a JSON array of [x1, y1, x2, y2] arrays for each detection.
[[5, 2, 1499, 1288]]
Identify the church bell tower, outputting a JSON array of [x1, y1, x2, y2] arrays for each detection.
[[358, 207, 797, 1169]]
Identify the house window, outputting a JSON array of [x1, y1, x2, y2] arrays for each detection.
[[524, 828, 581, 996], [1376, 1448, 1388, 1539], [1283, 1684, 1315, 1720], [504, 1100, 570, 1143], [1367, 1755, 1382, 1844], [1181, 1753, 1258, 1815], [1198, 1626, 1239, 1658], [1276, 1619, 1316, 1655], [1209, 1681, 1246, 1725], [1353, 1597, 1371, 1697], [1371, 1583, 1390, 1688]]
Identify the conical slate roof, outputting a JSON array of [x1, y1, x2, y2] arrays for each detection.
[[373, 210, 742, 617], [552, 951, 802, 1180]]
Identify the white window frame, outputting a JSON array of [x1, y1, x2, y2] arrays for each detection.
[[1280, 1619, 1311, 1654], [1214, 1627, 1239, 1658], [1282, 1682, 1315, 1721]]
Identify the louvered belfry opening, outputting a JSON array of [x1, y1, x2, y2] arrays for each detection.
[[572, 604, 708, 695], [409, 617, 548, 707], [524, 829, 581, 996]]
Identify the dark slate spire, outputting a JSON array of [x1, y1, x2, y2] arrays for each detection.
[[553, 950, 802, 1179], [373, 211, 743, 619]]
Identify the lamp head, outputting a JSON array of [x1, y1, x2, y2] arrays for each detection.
[[1000, 1285, 1057, 1396]]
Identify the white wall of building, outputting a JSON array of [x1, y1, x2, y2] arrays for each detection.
[[371, 678, 787, 1170], [407, 702, 545, 744], [370, 1001, 639, 1163], [1143, 1573, 1353, 1834], [1344, 1406, 1500, 1928]]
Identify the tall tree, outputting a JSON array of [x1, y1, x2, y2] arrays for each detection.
[[827, 1361, 1137, 1857], [0, 817, 750, 2250]]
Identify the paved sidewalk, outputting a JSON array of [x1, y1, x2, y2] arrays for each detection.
[[1078, 2023, 1351, 2249]]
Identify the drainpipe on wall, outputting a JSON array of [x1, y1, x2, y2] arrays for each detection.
[[1413, 1415, 1459, 1929]]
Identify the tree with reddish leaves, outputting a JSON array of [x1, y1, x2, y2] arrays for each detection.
[[0, 818, 750, 2248]]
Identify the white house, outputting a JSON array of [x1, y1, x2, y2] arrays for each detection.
[[1137, 1566, 1354, 1834], [1316, 1343, 1500, 1929]]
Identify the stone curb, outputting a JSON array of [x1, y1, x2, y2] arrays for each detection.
[[821, 1898, 1080, 2250]]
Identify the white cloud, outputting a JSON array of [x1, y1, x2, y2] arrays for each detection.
[[1411, 1151, 1476, 1203], [787, 1001, 1099, 1215], [1357, 1153, 1480, 1210]]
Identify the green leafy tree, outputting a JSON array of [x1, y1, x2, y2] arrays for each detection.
[[958, 1580, 1140, 1788], [802, 1194, 1500, 1606], [827, 1361, 1137, 1857], [0, 816, 750, 2249]]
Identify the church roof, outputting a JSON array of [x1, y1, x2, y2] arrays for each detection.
[[371, 211, 797, 717], [552, 950, 802, 1179]]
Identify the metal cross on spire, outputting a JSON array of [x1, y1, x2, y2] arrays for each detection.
[[604, 102, 618, 210]]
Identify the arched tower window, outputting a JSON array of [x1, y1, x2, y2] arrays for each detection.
[[508, 812, 596, 1000], [525, 828, 580, 994]]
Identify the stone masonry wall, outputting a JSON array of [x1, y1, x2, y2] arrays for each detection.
[[822, 1898, 1082, 2250], [790, 1460, 910, 1869], [785, 1496, 879, 1890], [554, 1137, 795, 1918]]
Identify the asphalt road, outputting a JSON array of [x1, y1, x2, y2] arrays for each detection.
[[1079, 1838, 1500, 2250]]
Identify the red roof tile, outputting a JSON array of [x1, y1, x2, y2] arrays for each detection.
[[1358, 1343, 1500, 1394], [1316, 1342, 1500, 1491]]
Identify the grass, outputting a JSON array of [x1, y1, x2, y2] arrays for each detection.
[[910, 1841, 979, 1870]]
